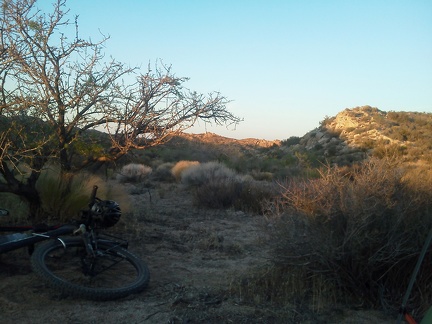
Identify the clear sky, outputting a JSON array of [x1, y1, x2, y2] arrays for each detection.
[[53, 0, 432, 140]]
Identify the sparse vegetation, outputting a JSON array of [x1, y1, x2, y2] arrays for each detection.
[[152, 162, 176, 182], [181, 162, 242, 208], [2, 105, 432, 322], [171, 160, 200, 181], [266, 158, 432, 316], [116, 163, 152, 183]]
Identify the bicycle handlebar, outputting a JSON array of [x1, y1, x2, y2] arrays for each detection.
[[89, 185, 98, 206]]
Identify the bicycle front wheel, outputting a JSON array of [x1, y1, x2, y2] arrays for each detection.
[[31, 237, 149, 301]]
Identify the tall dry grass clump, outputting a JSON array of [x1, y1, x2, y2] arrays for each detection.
[[269, 158, 432, 315], [36, 164, 130, 222], [116, 163, 152, 183], [171, 160, 200, 181]]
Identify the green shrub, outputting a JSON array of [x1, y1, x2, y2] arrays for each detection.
[[281, 136, 301, 147], [116, 163, 152, 183], [171, 160, 200, 181], [269, 158, 432, 314]]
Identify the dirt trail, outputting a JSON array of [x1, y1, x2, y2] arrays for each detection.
[[0, 182, 395, 323]]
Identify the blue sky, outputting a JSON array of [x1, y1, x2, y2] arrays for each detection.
[[57, 1, 431, 139]]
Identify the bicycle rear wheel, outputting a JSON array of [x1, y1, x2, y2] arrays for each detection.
[[31, 237, 149, 300]]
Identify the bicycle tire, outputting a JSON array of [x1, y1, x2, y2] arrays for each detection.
[[31, 237, 150, 301]]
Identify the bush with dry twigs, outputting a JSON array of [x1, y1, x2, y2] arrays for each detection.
[[181, 162, 241, 208], [269, 158, 432, 316], [181, 161, 278, 213], [116, 163, 152, 183]]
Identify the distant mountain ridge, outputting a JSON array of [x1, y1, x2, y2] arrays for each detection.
[[178, 132, 281, 148]]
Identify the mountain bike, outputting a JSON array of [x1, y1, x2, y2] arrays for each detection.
[[0, 185, 150, 301]]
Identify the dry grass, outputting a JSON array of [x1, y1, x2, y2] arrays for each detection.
[[35, 164, 131, 222], [171, 160, 200, 181]]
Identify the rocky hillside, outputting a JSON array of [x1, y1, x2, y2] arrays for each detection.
[[291, 106, 432, 165]]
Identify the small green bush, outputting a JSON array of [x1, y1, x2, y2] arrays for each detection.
[[116, 163, 152, 183]]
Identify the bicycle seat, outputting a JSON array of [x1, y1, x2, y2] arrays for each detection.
[[0, 209, 9, 217]]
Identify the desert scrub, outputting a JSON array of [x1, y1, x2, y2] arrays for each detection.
[[116, 163, 152, 183], [181, 161, 237, 187], [171, 160, 200, 181], [234, 179, 280, 214], [268, 158, 432, 315], [181, 162, 278, 213], [181, 161, 241, 208], [151, 162, 175, 182]]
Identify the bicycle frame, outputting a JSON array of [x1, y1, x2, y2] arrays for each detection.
[[0, 223, 77, 254], [0, 185, 117, 254]]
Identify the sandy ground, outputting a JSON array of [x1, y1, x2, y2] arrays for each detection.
[[0, 182, 396, 323]]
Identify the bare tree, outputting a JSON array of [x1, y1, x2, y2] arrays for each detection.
[[0, 0, 241, 217]]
